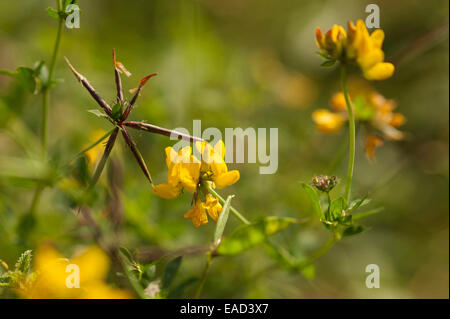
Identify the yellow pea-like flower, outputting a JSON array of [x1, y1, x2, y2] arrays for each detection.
[[17, 245, 132, 299], [312, 109, 345, 133], [184, 199, 208, 228], [316, 20, 394, 81]]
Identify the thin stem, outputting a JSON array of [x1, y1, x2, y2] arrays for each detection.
[[194, 252, 212, 299], [301, 235, 336, 267], [206, 184, 250, 225], [123, 121, 205, 143], [29, 185, 44, 215], [41, 2, 64, 158], [340, 65, 355, 206]]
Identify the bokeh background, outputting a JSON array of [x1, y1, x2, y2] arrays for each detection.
[[0, 0, 448, 298]]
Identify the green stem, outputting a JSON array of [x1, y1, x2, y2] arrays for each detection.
[[195, 252, 212, 298], [340, 65, 355, 206], [29, 0, 64, 216], [41, 0, 64, 158], [206, 184, 250, 225], [304, 236, 336, 266]]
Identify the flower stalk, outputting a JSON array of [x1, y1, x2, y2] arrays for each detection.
[[341, 65, 355, 205]]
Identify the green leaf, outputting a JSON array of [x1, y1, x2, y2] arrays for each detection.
[[301, 182, 323, 218], [119, 247, 134, 263], [162, 257, 182, 290], [321, 60, 336, 67], [0, 69, 15, 77], [353, 95, 375, 120], [111, 103, 122, 121], [46, 7, 60, 19], [316, 51, 331, 60], [15, 250, 32, 273], [214, 195, 233, 244], [352, 207, 383, 221], [329, 197, 345, 221], [299, 264, 315, 280], [348, 195, 371, 212], [168, 277, 199, 298], [15, 67, 37, 93], [217, 217, 297, 256], [87, 109, 109, 119], [342, 225, 367, 237]]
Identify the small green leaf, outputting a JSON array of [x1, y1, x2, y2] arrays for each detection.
[[119, 247, 134, 263], [353, 95, 375, 120], [348, 195, 371, 212], [299, 264, 315, 280], [213, 195, 233, 244], [329, 197, 345, 221], [46, 7, 60, 19], [0, 69, 15, 77], [338, 214, 353, 226], [342, 225, 367, 237], [321, 60, 336, 67], [316, 51, 331, 60], [162, 257, 182, 290], [301, 182, 323, 218], [111, 103, 122, 120], [352, 207, 383, 221], [87, 109, 108, 119], [217, 217, 297, 256], [16, 67, 37, 93], [15, 250, 32, 273]]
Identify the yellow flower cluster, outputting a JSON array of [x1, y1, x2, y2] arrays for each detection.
[[316, 20, 395, 80], [17, 245, 132, 299], [312, 84, 406, 159], [153, 141, 240, 227]]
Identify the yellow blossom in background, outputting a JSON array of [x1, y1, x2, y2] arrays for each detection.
[[312, 82, 406, 159], [316, 20, 395, 81], [364, 134, 384, 160], [312, 109, 345, 133], [85, 129, 107, 168], [153, 141, 239, 227], [17, 245, 132, 299]]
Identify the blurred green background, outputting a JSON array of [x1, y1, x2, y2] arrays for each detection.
[[0, 0, 448, 298]]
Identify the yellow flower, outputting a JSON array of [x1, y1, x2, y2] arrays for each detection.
[[316, 25, 347, 60], [312, 109, 345, 133], [184, 199, 208, 228], [316, 20, 394, 81], [329, 92, 348, 112], [364, 134, 384, 160], [204, 194, 223, 222], [154, 141, 239, 228], [195, 140, 240, 189], [153, 146, 201, 198], [18, 245, 132, 299]]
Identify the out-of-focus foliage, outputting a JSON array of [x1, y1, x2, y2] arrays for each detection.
[[0, 0, 448, 298]]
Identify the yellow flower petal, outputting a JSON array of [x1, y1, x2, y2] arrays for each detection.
[[364, 62, 395, 80], [312, 109, 345, 133], [214, 170, 240, 189], [71, 246, 109, 283], [153, 183, 181, 199]]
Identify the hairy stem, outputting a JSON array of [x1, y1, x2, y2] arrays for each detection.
[[341, 65, 355, 206]]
